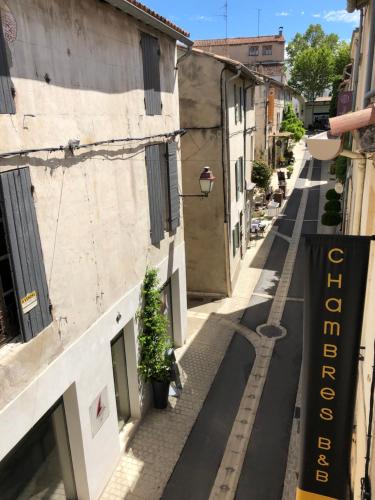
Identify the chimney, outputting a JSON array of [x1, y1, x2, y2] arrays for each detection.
[[279, 26, 283, 36]]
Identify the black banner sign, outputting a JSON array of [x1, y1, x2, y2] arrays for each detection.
[[297, 235, 371, 500]]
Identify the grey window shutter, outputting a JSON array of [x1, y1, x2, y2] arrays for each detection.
[[0, 17, 15, 114], [141, 33, 162, 116], [146, 145, 164, 245], [240, 157, 244, 191], [234, 84, 238, 124], [0, 168, 51, 341], [167, 142, 180, 232], [235, 160, 239, 201]]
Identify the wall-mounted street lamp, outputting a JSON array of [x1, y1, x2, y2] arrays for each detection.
[[180, 166, 216, 198]]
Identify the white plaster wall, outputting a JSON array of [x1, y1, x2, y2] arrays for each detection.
[[0, 242, 187, 499], [226, 76, 256, 282], [0, 0, 187, 409]]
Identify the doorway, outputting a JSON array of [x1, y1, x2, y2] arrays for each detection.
[[0, 400, 76, 500], [111, 331, 131, 431], [161, 279, 174, 344]]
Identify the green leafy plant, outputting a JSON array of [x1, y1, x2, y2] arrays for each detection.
[[326, 189, 341, 201], [321, 211, 342, 226], [335, 156, 348, 184], [280, 104, 306, 142], [251, 161, 273, 190], [138, 268, 172, 383], [324, 200, 341, 212]]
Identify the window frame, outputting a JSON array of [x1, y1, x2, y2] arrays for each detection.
[[249, 46, 259, 56], [262, 45, 273, 56]]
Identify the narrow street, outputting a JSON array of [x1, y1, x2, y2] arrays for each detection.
[[161, 154, 323, 499]]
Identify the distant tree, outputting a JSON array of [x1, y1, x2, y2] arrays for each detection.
[[280, 103, 306, 142], [287, 25, 339, 67], [287, 24, 351, 100], [251, 161, 273, 191], [290, 45, 335, 102], [329, 76, 343, 117]]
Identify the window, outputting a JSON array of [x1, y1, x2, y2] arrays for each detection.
[[145, 142, 180, 245], [235, 85, 244, 124], [161, 280, 174, 344], [249, 46, 259, 56], [232, 223, 240, 257], [0, 400, 76, 498], [0, 20, 15, 114], [0, 168, 51, 345], [263, 45, 272, 56], [111, 332, 131, 431], [141, 32, 162, 116], [235, 157, 244, 201]]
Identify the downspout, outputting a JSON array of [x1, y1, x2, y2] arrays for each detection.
[[364, 2, 375, 107], [264, 80, 270, 159], [176, 44, 193, 67], [223, 66, 241, 297], [352, 9, 364, 112]]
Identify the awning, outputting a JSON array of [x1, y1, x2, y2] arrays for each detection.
[[246, 182, 256, 191]]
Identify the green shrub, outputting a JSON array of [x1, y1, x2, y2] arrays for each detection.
[[137, 268, 172, 383], [321, 211, 342, 226], [335, 156, 348, 184], [324, 200, 341, 212], [280, 103, 306, 142], [252, 161, 273, 190], [326, 189, 341, 201]]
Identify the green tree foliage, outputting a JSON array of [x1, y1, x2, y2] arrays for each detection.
[[280, 103, 306, 142], [290, 45, 335, 101], [287, 24, 351, 100], [251, 161, 273, 190], [287, 25, 339, 67], [138, 268, 172, 383], [329, 76, 343, 117], [326, 189, 341, 201], [321, 212, 342, 226], [335, 156, 348, 183], [324, 200, 341, 212]]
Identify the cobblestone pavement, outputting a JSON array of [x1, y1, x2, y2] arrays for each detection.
[[209, 154, 312, 500], [100, 141, 308, 500]]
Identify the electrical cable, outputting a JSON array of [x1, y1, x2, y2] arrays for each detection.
[[0, 129, 187, 159]]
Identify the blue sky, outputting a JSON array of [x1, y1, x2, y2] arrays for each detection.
[[143, 0, 360, 43]]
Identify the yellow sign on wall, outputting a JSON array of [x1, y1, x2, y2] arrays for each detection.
[[20, 291, 38, 314]]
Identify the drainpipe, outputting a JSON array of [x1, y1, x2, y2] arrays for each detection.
[[364, 2, 375, 107], [176, 45, 193, 67], [352, 9, 364, 111]]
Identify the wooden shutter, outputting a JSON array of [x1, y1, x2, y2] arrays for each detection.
[[145, 145, 164, 245], [239, 87, 243, 123], [167, 142, 180, 232], [240, 157, 244, 192], [234, 84, 238, 124], [0, 168, 51, 341], [0, 17, 15, 114], [141, 32, 162, 116], [235, 160, 240, 201]]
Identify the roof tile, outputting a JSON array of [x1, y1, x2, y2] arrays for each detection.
[[125, 0, 190, 37], [194, 35, 285, 46]]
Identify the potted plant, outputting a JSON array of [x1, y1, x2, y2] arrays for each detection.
[[138, 268, 172, 409], [286, 165, 294, 179]]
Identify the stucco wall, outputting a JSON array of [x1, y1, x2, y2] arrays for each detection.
[[178, 51, 227, 295], [201, 40, 285, 67], [0, 0, 186, 410]]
